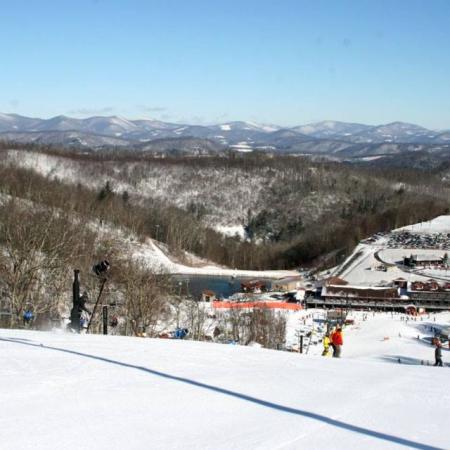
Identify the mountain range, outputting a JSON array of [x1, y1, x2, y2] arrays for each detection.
[[1, 113, 449, 161]]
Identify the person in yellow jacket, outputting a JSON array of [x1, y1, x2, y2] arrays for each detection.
[[322, 333, 331, 356]]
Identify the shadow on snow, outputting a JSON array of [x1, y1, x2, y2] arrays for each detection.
[[1, 336, 444, 450]]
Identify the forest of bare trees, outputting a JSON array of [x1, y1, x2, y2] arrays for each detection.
[[0, 145, 448, 339], [1, 147, 449, 271]]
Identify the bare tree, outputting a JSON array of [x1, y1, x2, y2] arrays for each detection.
[[0, 201, 94, 327], [116, 261, 171, 337], [247, 308, 286, 349], [217, 307, 286, 349], [184, 299, 211, 340]]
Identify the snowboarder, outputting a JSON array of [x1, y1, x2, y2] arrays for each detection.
[[331, 327, 343, 358], [434, 341, 443, 367]]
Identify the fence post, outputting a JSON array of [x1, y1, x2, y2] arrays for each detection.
[[102, 305, 108, 335]]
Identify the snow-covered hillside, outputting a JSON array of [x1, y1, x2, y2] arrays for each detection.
[[396, 215, 450, 234], [2, 311, 449, 450], [2, 149, 344, 230], [130, 236, 297, 278]]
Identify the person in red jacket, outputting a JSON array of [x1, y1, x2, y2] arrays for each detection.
[[332, 327, 343, 358]]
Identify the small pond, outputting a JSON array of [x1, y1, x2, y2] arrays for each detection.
[[171, 274, 274, 299]]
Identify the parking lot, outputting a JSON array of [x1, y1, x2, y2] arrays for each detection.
[[386, 231, 450, 250]]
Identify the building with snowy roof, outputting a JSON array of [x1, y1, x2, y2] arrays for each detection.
[[309, 284, 401, 310], [271, 276, 303, 292], [311, 280, 450, 311], [406, 281, 450, 310], [404, 253, 445, 267]]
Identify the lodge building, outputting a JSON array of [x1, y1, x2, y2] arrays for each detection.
[[307, 277, 450, 311]]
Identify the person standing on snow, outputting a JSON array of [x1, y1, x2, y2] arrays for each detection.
[[332, 327, 343, 358], [322, 334, 331, 356], [329, 327, 336, 357], [434, 341, 443, 367], [23, 310, 34, 325]]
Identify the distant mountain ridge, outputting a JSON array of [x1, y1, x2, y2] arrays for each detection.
[[292, 120, 373, 138], [0, 113, 449, 161]]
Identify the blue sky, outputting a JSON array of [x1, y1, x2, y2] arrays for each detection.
[[1, 0, 450, 128]]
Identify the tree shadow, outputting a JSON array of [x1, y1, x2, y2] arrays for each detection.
[[6, 337, 33, 342], [409, 321, 449, 335], [380, 354, 433, 366], [0, 336, 444, 450]]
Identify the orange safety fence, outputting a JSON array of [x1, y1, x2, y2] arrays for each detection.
[[212, 301, 302, 310]]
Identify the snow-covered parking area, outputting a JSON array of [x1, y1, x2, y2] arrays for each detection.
[[333, 245, 450, 286], [333, 216, 450, 285]]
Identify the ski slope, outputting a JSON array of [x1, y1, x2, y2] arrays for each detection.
[[1, 313, 449, 450], [395, 216, 450, 233]]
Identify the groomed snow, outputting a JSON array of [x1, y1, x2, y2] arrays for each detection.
[[230, 142, 253, 152], [395, 216, 450, 234], [214, 224, 246, 239], [125, 238, 299, 279], [131, 237, 298, 279], [2, 311, 450, 450]]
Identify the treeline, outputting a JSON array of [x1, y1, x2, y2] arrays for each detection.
[[1, 147, 450, 271], [1, 163, 448, 274], [0, 198, 175, 333]]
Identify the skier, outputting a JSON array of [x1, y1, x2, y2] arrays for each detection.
[[23, 310, 34, 326], [329, 328, 336, 357], [332, 327, 343, 358], [322, 334, 331, 356], [434, 341, 443, 367], [173, 328, 189, 339]]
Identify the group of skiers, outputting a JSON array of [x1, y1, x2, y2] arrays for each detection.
[[322, 326, 344, 358]]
